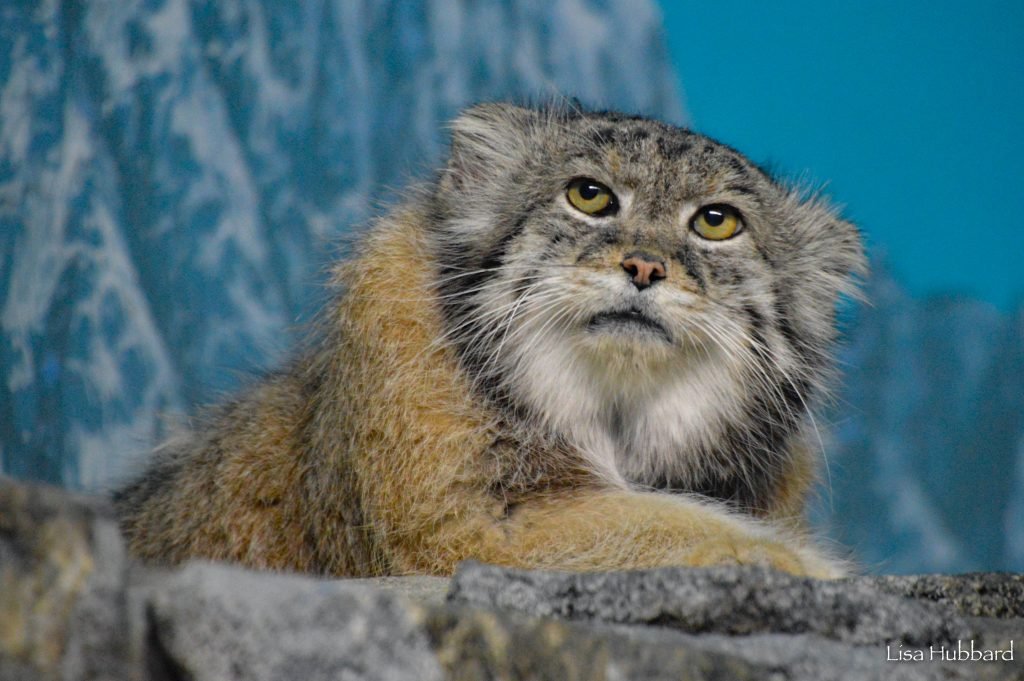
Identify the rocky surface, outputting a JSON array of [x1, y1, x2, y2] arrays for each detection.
[[2, 478, 1022, 680], [0, 479, 133, 681], [448, 562, 1023, 680], [448, 561, 973, 646], [865, 573, 1024, 619], [148, 565, 444, 681]]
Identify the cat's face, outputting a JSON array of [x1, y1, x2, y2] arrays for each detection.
[[430, 103, 864, 494]]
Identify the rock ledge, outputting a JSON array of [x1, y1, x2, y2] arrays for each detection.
[[2, 479, 1021, 680]]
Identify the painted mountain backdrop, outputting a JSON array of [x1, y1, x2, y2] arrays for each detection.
[[2, 0, 1020, 573]]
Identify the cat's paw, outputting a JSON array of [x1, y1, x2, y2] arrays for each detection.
[[681, 535, 845, 579]]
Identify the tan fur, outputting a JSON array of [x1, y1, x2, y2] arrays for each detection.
[[118, 209, 843, 578]]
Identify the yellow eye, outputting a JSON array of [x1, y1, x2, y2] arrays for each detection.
[[566, 178, 617, 216], [691, 204, 742, 240]]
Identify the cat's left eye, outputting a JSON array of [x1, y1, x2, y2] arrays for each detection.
[[691, 204, 743, 240], [566, 178, 618, 216]]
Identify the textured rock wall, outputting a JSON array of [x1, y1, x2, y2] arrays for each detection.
[[2, 478, 1021, 681]]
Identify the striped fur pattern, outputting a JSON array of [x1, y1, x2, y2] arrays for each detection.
[[115, 103, 864, 579]]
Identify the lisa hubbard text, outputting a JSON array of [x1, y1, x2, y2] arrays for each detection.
[[887, 640, 1014, 662]]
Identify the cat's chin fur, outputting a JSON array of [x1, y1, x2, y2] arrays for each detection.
[[504, 312, 742, 489]]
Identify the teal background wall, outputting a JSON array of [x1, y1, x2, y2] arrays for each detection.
[[661, 1, 1024, 310]]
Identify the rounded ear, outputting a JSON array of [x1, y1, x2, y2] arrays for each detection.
[[443, 103, 540, 190], [782, 190, 867, 301], [773, 191, 868, 349]]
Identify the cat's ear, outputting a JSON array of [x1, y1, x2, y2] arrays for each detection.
[[777, 190, 867, 341], [443, 103, 539, 190], [789, 194, 867, 302]]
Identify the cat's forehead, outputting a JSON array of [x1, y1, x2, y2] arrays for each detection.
[[552, 113, 770, 199]]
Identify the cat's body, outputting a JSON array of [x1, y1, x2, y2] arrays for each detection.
[[115, 104, 864, 578]]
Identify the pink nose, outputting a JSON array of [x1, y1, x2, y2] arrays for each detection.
[[621, 253, 666, 289]]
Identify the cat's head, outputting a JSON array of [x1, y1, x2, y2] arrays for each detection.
[[428, 102, 865, 490]]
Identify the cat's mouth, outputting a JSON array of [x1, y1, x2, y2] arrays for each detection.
[[587, 308, 671, 342]]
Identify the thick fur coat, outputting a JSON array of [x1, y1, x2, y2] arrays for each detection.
[[115, 104, 865, 578]]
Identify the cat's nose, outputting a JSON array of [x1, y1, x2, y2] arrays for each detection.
[[621, 252, 667, 290]]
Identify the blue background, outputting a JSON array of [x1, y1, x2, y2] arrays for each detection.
[[662, 0, 1024, 310]]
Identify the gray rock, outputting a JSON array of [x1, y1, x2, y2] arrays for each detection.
[[0, 478, 140, 681], [865, 573, 1024, 618], [3, 479, 1022, 681], [424, 605, 770, 681], [447, 562, 1024, 680], [447, 561, 972, 646], [146, 562, 443, 681], [350, 575, 451, 607], [668, 630, 1017, 681]]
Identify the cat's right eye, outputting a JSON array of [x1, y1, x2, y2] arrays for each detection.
[[566, 178, 618, 217]]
